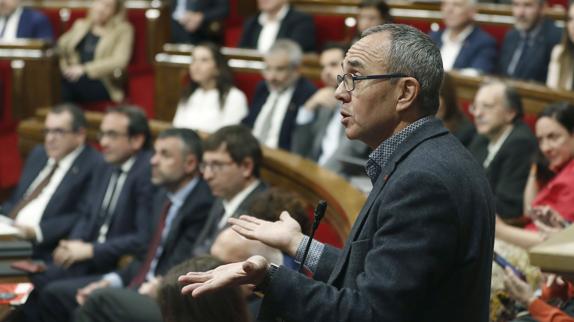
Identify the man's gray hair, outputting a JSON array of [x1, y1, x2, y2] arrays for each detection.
[[362, 24, 444, 115], [267, 39, 303, 68]]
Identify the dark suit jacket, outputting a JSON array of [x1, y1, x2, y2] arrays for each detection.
[[191, 181, 267, 257], [68, 150, 155, 273], [291, 105, 369, 175], [469, 121, 537, 219], [259, 119, 495, 322], [16, 8, 54, 41], [242, 78, 317, 150], [1, 145, 103, 260], [497, 19, 562, 83], [118, 179, 214, 285], [238, 7, 316, 52], [430, 25, 497, 73]]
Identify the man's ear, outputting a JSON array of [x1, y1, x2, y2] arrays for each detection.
[[240, 157, 254, 179], [184, 154, 198, 175], [396, 77, 420, 113], [129, 134, 146, 150]]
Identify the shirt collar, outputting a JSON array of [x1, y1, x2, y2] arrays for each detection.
[[119, 155, 136, 173], [167, 176, 199, 207], [48, 144, 85, 168], [222, 179, 261, 213], [442, 25, 474, 44], [258, 4, 289, 25], [519, 19, 543, 42], [365, 116, 434, 183]]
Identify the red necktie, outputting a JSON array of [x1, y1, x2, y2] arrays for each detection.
[[8, 162, 59, 219], [129, 200, 172, 288]]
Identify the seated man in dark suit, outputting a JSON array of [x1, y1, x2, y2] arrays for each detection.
[[238, 0, 316, 52], [170, 0, 229, 44], [39, 128, 214, 322], [430, 0, 497, 74], [191, 125, 267, 257], [497, 0, 561, 83], [469, 81, 538, 222], [0, 0, 54, 41], [243, 40, 316, 150], [1, 104, 103, 261], [292, 44, 370, 176]]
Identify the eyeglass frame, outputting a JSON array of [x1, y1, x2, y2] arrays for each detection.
[[199, 160, 236, 173], [336, 72, 412, 92], [42, 127, 77, 138], [96, 130, 130, 141]]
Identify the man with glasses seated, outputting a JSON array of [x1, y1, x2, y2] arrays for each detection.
[[20, 105, 156, 322], [191, 125, 267, 258], [468, 80, 537, 223], [1, 104, 103, 261]]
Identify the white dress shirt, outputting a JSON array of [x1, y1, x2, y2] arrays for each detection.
[[219, 180, 261, 229], [257, 4, 289, 53], [172, 87, 248, 134], [252, 86, 295, 148], [15, 145, 85, 242], [440, 25, 473, 71], [0, 7, 23, 40], [483, 125, 513, 169]]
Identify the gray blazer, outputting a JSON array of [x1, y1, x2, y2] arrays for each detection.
[[258, 118, 495, 322]]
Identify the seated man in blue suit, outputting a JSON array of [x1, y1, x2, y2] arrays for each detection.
[[38, 128, 215, 322], [1, 104, 103, 261], [242, 40, 316, 150], [238, 0, 316, 52], [0, 0, 54, 41], [430, 0, 497, 74], [497, 0, 561, 83]]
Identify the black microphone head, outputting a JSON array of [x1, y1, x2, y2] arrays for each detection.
[[314, 200, 327, 220]]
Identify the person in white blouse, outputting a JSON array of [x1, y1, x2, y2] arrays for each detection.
[[172, 43, 248, 134]]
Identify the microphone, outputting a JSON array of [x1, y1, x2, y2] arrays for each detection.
[[298, 200, 327, 273]]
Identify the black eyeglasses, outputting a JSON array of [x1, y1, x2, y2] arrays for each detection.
[[43, 128, 75, 137], [336, 73, 411, 92]]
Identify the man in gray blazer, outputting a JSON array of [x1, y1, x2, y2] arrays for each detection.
[[180, 24, 495, 322], [291, 44, 369, 176]]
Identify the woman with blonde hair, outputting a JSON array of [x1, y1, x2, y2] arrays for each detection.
[[547, 1, 574, 90], [58, 0, 133, 103]]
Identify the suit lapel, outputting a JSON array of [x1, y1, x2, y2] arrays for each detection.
[[327, 119, 449, 284]]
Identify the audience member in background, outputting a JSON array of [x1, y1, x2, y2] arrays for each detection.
[[58, 0, 134, 104], [496, 102, 574, 249], [172, 43, 248, 134], [547, 1, 574, 90], [498, 0, 561, 83], [192, 125, 267, 257], [437, 73, 475, 146], [351, 0, 392, 43], [0, 0, 53, 41], [20, 106, 154, 322], [61, 128, 214, 322], [238, 0, 316, 53], [170, 0, 229, 44], [158, 257, 250, 322], [469, 81, 537, 222], [291, 43, 370, 174], [243, 40, 316, 150], [430, 0, 497, 74], [0, 104, 103, 261]]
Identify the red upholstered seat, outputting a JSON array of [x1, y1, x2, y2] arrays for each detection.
[[0, 60, 15, 133], [313, 15, 348, 50]]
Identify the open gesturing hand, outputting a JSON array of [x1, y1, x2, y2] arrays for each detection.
[[178, 255, 268, 298], [229, 211, 304, 257]]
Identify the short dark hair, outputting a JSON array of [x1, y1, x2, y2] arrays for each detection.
[[157, 128, 203, 163], [359, 0, 393, 23], [158, 256, 249, 322], [539, 102, 574, 133], [50, 103, 86, 131], [246, 187, 312, 235], [203, 125, 263, 177], [105, 105, 152, 149], [479, 80, 524, 122], [362, 24, 444, 115]]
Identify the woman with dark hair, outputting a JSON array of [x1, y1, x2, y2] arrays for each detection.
[[547, 1, 574, 90], [172, 43, 248, 133], [496, 102, 574, 249], [159, 256, 250, 322], [58, 0, 133, 103], [437, 73, 476, 146]]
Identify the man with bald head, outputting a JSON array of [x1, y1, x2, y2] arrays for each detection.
[[469, 81, 537, 222], [180, 24, 495, 322]]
